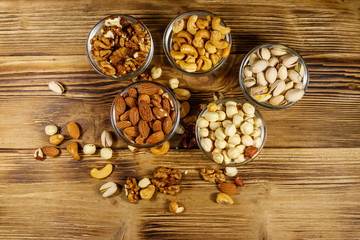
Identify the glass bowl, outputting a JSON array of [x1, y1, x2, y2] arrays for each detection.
[[86, 15, 154, 81], [239, 43, 309, 109], [163, 10, 232, 76], [110, 81, 180, 148], [195, 98, 267, 166]]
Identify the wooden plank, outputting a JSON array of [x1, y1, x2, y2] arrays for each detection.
[[0, 148, 359, 239]]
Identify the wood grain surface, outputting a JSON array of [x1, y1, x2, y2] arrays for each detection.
[[0, 0, 360, 239]]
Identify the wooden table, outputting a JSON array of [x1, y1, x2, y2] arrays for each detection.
[[1, 0, 360, 239]]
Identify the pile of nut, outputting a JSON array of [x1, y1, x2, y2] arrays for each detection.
[[90, 16, 151, 77], [200, 167, 245, 205], [114, 82, 177, 145], [242, 44, 305, 106], [197, 100, 262, 164], [170, 15, 231, 72]]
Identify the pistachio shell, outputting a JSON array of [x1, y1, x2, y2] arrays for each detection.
[[250, 60, 268, 73], [243, 77, 256, 88], [277, 64, 287, 81], [265, 67, 277, 84], [269, 95, 285, 106], [294, 82, 303, 89], [294, 63, 305, 77], [250, 85, 268, 96], [268, 57, 279, 67], [288, 69, 302, 83], [282, 80, 294, 94], [282, 55, 299, 68], [249, 53, 259, 66], [256, 48, 271, 60], [257, 94, 272, 102], [270, 44, 287, 56], [256, 72, 267, 86], [285, 89, 304, 102], [243, 66, 253, 78], [270, 80, 285, 96]]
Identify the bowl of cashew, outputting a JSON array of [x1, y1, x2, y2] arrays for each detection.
[[163, 10, 232, 76]]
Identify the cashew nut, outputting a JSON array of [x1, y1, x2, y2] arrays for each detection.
[[185, 55, 196, 63], [196, 58, 204, 71], [210, 30, 229, 50], [206, 15, 212, 24], [180, 44, 198, 58], [200, 56, 212, 71], [173, 42, 180, 51], [212, 17, 231, 35], [196, 18, 209, 30], [205, 40, 217, 54], [187, 15, 199, 35], [193, 29, 210, 48], [216, 48, 223, 57], [172, 18, 185, 33], [172, 37, 187, 47], [197, 47, 205, 56], [170, 50, 185, 60], [90, 163, 113, 179], [179, 60, 197, 72], [176, 31, 193, 44], [221, 42, 231, 58], [210, 54, 219, 65]]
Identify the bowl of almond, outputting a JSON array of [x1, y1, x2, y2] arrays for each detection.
[[111, 81, 180, 148], [195, 99, 266, 165]]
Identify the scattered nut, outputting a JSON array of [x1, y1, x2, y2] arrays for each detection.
[[234, 177, 244, 187], [42, 146, 60, 157], [151, 66, 162, 79], [200, 168, 226, 183], [150, 141, 170, 155], [100, 148, 113, 160], [67, 122, 80, 140], [169, 201, 184, 213], [140, 184, 155, 200], [138, 177, 152, 188], [49, 134, 64, 146], [224, 167, 237, 177], [101, 130, 113, 148], [34, 148, 44, 160], [128, 145, 139, 152], [45, 125, 58, 136], [169, 78, 179, 89], [66, 142, 80, 160], [99, 182, 118, 198], [90, 163, 113, 179], [125, 177, 140, 203], [216, 192, 234, 205], [175, 124, 185, 134], [218, 182, 238, 195], [83, 144, 96, 155], [48, 81, 64, 94]]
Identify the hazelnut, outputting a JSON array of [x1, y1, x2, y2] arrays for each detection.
[[169, 78, 179, 89], [45, 125, 58, 136], [169, 201, 184, 213], [100, 148, 113, 159], [83, 144, 96, 155], [151, 66, 162, 79]]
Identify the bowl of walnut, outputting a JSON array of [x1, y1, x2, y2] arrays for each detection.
[[195, 99, 266, 166], [163, 10, 232, 76], [110, 81, 180, 148], [87, 15, 153, 80]]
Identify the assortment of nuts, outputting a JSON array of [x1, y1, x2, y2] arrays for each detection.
[[169, 14, 231, 72], [197, 100, 263, 164], [114, 82, 177, 146], [90, 16, 151, 77], [241, 44, 306, 106]]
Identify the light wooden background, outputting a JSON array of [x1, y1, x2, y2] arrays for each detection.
[[0, 0, 360, 239]]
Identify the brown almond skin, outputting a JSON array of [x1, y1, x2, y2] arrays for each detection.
[[116, 121, 131, 130], [42, 146, 60, 157], [67, 122, 80, 140], [49, 134, 64, 145], [146, 131, 165, 144], [124, 126, 140, 137], [170, 110, 176, 122], [129, 107, 140, 126], [135, 135, 147, 145], [152, 120, 162, 132], [180, 101, 190, 118], [151, 99, 162, 108], [162, 117, 173, 135], [138, 94, 151, 104], [67, 142, 80, 160], [128, 87, 138, 98], [218, 182, 238, 195], [139, 100, 154, 122], [151, 94, 162, 103], [137, 83, 160, 95], [114, 95, 126, 115], [125, 97, 137, 108], [162, 98, 171, 113], [138, 119, 150, 138], [153, 107, 168, 119], [120, 110, 130, 121]]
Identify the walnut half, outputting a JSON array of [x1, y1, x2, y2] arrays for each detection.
[[200, 168, 226, 183]]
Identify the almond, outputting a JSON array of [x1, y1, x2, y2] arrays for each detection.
[[124, 126, 140, 137], [120, 110, 130, 121], [146, 131, 165, 144], [128, 87, 138, 98], [42, 146, 60, 157], [162, 116, 173, 135], [138, 119, 150, 138], [170, 110, 176, 122], [180, 101, 190, 118], [139, 100, 154, 122], [129, 107, 140, 126], [137, 82, 160, 95], [124, 132, 135, 142], [49, 134, 64, 145], [153, 107, 168, 119], [218, 182, 238, 195], [116, 121, 131, 130], [152, 120, 162, 132], [151, 99, 162, 109], [67, 142, 80, 160], [138, 94, 151, 104], [66, 122, 80, 140], [125, 97, 137, 108], [114, 95, 126, 115], [151, 94, 162, 103], [162, 98, 171, 113], [135, 135, 147, 145], [157, 88, 164, 95], [162, 93, 175, 107]]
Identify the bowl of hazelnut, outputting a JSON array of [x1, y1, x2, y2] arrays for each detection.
[[110, 81, 180, 148], [195, 99, 266, 166], [87, 15, 154, 80], [163, 10, 232, 76]]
